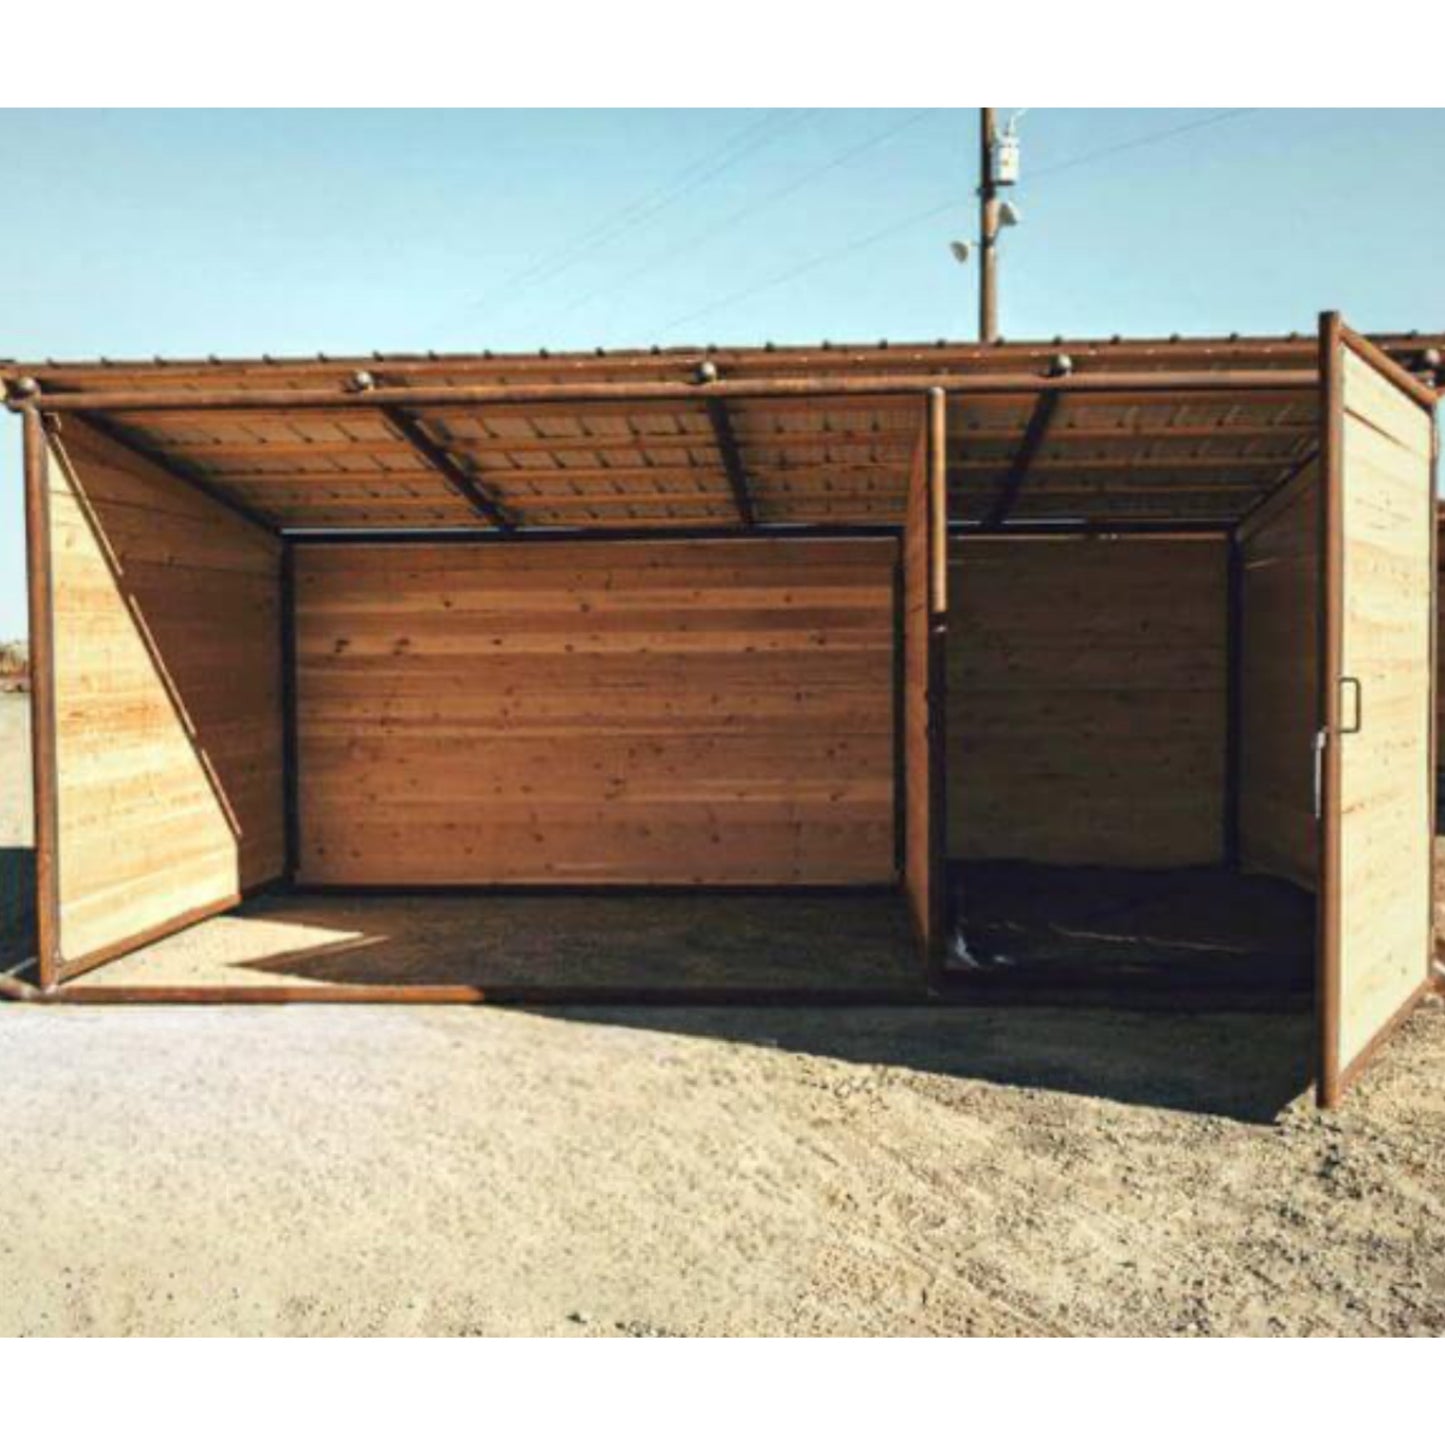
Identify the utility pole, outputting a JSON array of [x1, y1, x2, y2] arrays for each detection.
[[978, 107, 999, 344]]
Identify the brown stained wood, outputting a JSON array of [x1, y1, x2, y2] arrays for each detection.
[[7, 330, 1439, 392], [380, 406, 514, 530], [45, 418, 286, 975], [901, 393, 947, 959], [948, 535, 1229, 867], [74, 411, 280, 533], [704, 398, 756, 526], [982, 392, 1061, 527], [1238, 458, 1321, 891], [18, 370, 1328, 535], [19, 369, 1323, 415], [293, 537, 897, 887]]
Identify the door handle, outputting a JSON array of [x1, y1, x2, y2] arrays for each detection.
[[1313, 728, 1328, 820], [1340, 676, 1363, 735]]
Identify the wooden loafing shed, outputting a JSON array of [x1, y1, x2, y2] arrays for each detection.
[[4, 314, 1441, 1106]]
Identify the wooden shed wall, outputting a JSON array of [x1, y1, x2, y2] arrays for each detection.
[[946, 535, 1228, 867], [1334, 350, 1434, 1070], [1238, 462, 1321, 890], [46, 420, 285, 976], [293, 537, 897, 886]]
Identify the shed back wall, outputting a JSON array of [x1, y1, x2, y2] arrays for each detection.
[[293, 537, 897, 885], [947, 535, 1229, 867]]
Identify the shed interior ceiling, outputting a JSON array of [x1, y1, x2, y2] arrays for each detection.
[[10, 329, 1435, 533], [63, 389, 1318, 532]]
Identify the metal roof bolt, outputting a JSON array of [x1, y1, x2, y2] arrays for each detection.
[[695, 360, 720, 385], [348, 370, 377, 393]]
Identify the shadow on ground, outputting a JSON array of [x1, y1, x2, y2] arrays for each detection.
[[0, 847, 35, 971], [70, 884, 1316, 1121], [522, 1002, 1315, 1124]]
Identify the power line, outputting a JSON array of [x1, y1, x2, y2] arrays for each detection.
[[660, 199, 958, 338], [448, 109, 815, 329], [1029, 107, 1258, 179], [656, 108, 1260, 339], [550, 109, 936, 324]]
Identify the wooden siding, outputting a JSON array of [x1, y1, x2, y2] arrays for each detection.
[[947, 535, 1228, 866], [902, 400, 945, 952], [1238, 462, 1321, 889], [293, 538, 897, 885], [1334, 350, 1434, 1071], [47, 419, 284, 975]]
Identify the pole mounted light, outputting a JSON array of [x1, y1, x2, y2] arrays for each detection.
[[950, 109, 1023, 342]]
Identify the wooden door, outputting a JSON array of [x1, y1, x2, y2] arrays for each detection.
[[1318, 314, 1438, 1105]]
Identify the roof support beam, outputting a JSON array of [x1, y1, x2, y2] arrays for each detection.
[[11, 368, 1323, 415], [704, 398, 755, 526], [72, 411, 279, 534], [380, 407, 514, 531], [982, 392, 1062, 528]]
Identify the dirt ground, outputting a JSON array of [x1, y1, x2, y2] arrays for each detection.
[[3, 692, 1445, 1336], [1, 998, 1443, 1337], [78, 888, 921, 994]]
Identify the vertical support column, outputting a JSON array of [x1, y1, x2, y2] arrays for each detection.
[[1316, 311, 1345, 1107], [280, 541, 300, 883], [926, 387, 950, 975], [902, 389, 949, 976], [1223, 534, 1243, 868], [1428, 423, 1440, 996], [21, 407, 60, 989]]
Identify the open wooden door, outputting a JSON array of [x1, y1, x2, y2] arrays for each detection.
[[1317, 314, 1439, 1105], [22, 413, 285, 988]]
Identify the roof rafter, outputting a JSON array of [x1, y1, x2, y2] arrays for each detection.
[[380, 406, 514, 531], [982, 392, 1062, 528], [704, 397, 756, 526]]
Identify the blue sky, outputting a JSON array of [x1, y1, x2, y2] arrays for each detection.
[[3, 106, 1443, 638]]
